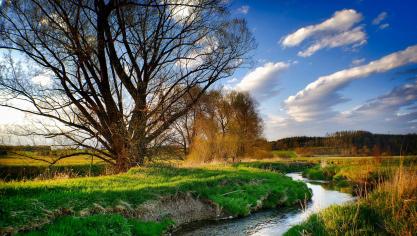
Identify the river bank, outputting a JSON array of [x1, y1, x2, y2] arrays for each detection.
[[0, 163, 311, 235], [174, 172, 354, 236], [286, 158, 417, 235]]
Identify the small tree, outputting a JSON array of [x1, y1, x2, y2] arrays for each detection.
[[0, 0, 255, 171], [186, 90, 265, 163]]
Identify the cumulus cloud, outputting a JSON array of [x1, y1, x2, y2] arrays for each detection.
[[281, 9, 366, 57], [298, 27, 366, 57], [284, 44, 417, 122], [264, 81, 417, 139], [237, 5, 250, 14], [372, 12, 388, 25], [342, 81, 417, 121], [235, 62, 289, 98]]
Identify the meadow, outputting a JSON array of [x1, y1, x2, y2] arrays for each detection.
[[0, 152, 109, 181], [0, 159, 311, 235], [1, 152, 417, 235]]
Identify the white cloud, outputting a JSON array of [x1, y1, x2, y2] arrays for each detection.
[[342, 81, 417, 121], [351, 58, 366, 66], [372, 12, 389, 30], [281, 9, 362, 46], [235, 62, 289, 98], [281, 9, 366, 57], [176, 36, 218, 69], [372, 12, 388, 25], [264, 81, 417, 139], [284, 44, 417, 122], [32, 73, 52, 86], [169, 0, 198, 23], [297, 27, 367, 57], [237, 5, 250, 14], [379, 23, 390, 30]]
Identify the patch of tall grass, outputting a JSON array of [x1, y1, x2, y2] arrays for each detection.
[[285, 161, 417, 235]]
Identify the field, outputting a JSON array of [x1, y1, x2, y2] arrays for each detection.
[[0, 153, 109, 181], [0, 161, 311, 235], [1, 153, 417, 235]]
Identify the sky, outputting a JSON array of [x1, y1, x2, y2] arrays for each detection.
[[1, 0, 417, 141], [224, 0, 417, 140]]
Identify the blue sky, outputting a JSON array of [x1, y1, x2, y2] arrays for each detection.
[[223, 0, 417, 139], [1, 0, 417, 141]]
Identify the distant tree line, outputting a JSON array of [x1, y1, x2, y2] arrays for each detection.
[[270, 130, 417, 156]]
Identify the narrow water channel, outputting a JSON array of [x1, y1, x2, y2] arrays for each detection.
[[175, 172, 354, 236]]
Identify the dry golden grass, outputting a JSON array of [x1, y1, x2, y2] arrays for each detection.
[[373, 165, 417, 235]]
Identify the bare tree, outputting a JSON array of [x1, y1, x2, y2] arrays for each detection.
[[0, 0, 254, 170]]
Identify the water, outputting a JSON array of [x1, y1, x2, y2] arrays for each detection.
[[175, 172, 354, 236]]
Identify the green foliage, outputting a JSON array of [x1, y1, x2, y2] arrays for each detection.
[[271, 150, 297, 158], [0, 164, 311, 234], [284, 204, 386, 236], [17, 214, 172, 236], [302, 165, 340, 181], [235, 161, 314, 173], [129, 219, 173, 236]]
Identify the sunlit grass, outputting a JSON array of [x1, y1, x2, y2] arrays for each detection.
[[0, 164, 311, 235], [285, 158, 417, 236], [271, 150, 298, 159]]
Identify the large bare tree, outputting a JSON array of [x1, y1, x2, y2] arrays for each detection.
[[0, 0, 255, 170]]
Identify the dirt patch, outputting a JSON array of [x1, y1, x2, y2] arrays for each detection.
[[76, 192, 226, 227], [131, 192, 224, 225]]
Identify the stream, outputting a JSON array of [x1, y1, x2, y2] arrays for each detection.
[[175, 172, 354, 236]]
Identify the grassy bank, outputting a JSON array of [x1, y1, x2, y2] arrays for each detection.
[[285, 167, 417, 235], [18, 215, 173, 236], [235, 161, 314, 173], [285, 157, 417, 235], [0, 164, 311, 235], [301, 157, 417, 193]]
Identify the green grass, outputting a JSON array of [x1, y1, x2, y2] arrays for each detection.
[[284, 204, 386, 236], [17, 214, 173, 236], [271, 150, 298, 159], [235, 161, 314, 173], [0, 152, 105, 166], [301, 157, 417, 191], [0, 164, 311, 235], [302, 164, 340, 181], [0, 152, 109, 181], [285, 158, 417, 236]]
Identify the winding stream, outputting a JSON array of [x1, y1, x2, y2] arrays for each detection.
[[175, 172, 354, 236]]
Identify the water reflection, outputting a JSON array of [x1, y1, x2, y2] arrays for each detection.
[[176, 172, 354, 236]]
